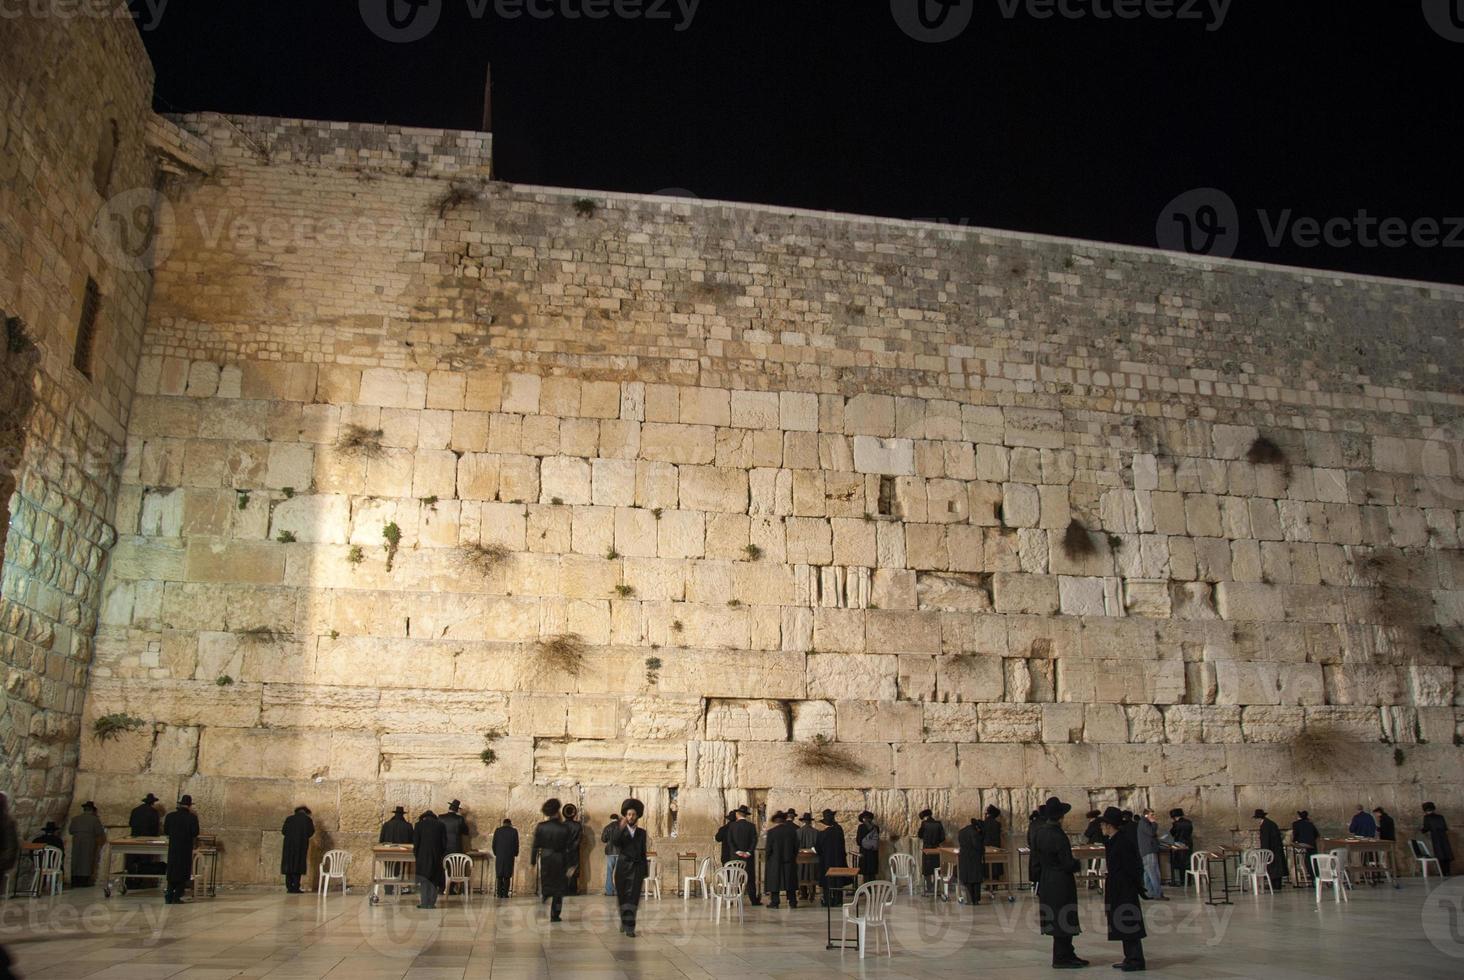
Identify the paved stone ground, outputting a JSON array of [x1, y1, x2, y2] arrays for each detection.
[[3, 876, 1461, 979]]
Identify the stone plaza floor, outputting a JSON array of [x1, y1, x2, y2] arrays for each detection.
[[3, 878, 1461, 979]]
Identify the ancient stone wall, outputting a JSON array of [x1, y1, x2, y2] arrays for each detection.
[[0, 14, 157, 826], [76, 113, 1464, 887]]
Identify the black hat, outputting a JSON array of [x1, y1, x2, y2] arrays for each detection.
[[178, 795, 193, 807], [621, 797, 645, 818], [918, 808, 933, 820], [42, 821, 59, 833], [985, 804, 1000, 818], [142, 793, 159, 804], [799, 812, 814, 823], [858, 810, 875, 822], [81, 801, 97, 811], [296, 805, 312, 815], [771, 810, 787, 822], [821, 809, 837, 823], [392, 806, 406, 816], [1424, 802, 1437, 812], [1121, 810, 1134, 822], [1169, 808, 1184, 818], [1085, 809, 1101, 820], [1100, 806, 1126, 826], [736, 805, 751, 816], [1252, 809, 1267, 819], [1297, 810, 1310, 820], [541, 798, 562, 818], [1044, 797, 1071, 818], [449, 799, 461, 811]]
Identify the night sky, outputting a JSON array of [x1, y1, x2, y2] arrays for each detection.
[[134, 1, 1464, 285]]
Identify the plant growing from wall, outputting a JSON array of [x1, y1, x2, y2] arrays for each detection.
[[383, 522, 402, 571], [336, 424, 385, 459], [92, 713, 145, 743], [276, 531, 296, 543], [645, 656, 663, 685], [432, 182, 482, 219], [239, 626, 290, 644], [606, 547, 620, 560], [532, 633, 586, 678], [743, 544, 763, 561], [671, 619, 684, 634], [793, 734, 866, 776], [237, 491, 250, 510], [615, 584, 636, 598], [216, 675, 234, 687], [573, 198, 598, 217], [459, 541, 512, 576], [480, 729, 503, 766], [1246, 435, 1288, 466], [346, 545, 364, 566]]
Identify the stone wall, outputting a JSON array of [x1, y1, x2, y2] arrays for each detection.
[[74, 112, 1464, 887], [0, 14, 158, 826]]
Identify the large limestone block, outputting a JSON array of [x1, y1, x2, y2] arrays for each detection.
[[992, 573, 1059, 616], [844, 394, 895, 437], [1023, 743, 1099, 786], [359, 368, 427, 409], [160, 583, 299, 633], [657, 510, 705, 559], [315, 637, 457, 690], [87, 678, 262, 728], [807, 653, 898, 701], [1214, 662, 1282, 706], [835, 700, 923, 742], [679, 466, 749, 513], [1081, 704, 1128, 743], [381, 732, 532, 782], [786, 517, 833, 565], [643, 649, 807, 700], [978, 704, 1042, 743], [534, 739, 686, 785], [267, 494, 352, 545], [198, 729, 378, 780], [1240, 706, 1306, 742], [935, 654, 1005, 702], [1324, 664, 1404, 705], [621, 697, 703, 739], [852, 436, 915, 476], [219, 779, 342, 833], [1042, 703, 1085, 744], [540, 456, 592, 505], [955, 743, 1025, 786], [687, 741, 738, 788], [865, 609, 940, 654], [1159, 744, 1230, 785], [737, 741, 892, 789], [641, 423, 715, 464], [791, 700, 837, 741], [895, 743, 957, 788], [923, 702, 980, 741], [109, 537, 186, 581], [260, 685, 382, 730], [704, 699, 790, 740]]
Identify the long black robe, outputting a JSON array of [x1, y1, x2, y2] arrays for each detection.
[[612, 823, 649, 930], [162, 808, 199, 889], [413, 813, 448, 889], [128, 802, 162, 882], [280, 812, 314, 876], [439, 810, 467, 854], [1032, 820, 1081, 939], [1083, 818, 1104, 845], [492, 825, 519, 878], [1422, 812, 1454, 863], [563, 818, 583, 891], [1257, 818, 1288, 885], [531, 818, 572, 899], [1291, 818, 1319, 851], [1376, 812, 1396, 841], [982, 816, 1004, 879], [727, 817, 759, 897], [379, 815, 413, 844], [1102, 827, 1147, 942], [957, 821, 985, 887], [814, 822, 848, 897], [715, 820, 732, 863], [1026, 815, 1042, 884], [764, 822, 799, 897], [918, 818, 946, 876]]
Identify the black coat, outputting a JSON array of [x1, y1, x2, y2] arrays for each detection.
[[1026, 817, 1042, 882], [611, 823, 650, 908], [1032, 820, 1080, 939], [163, 808, 199, 886], [764, 823, 799, 893], [492, 825, 519, 877], [957, 822, 985, 886], [1291, 818, 1319, 850], [531, 819, 573, 898], [1257, 818, 1288, 880], [715, 822, 732, 862], [1102, 828, 1148, 941], [815, 823, 848, 885], [1422, 813, 1453, 862], [280, 813, 314, 875], [918, 818, 946, 874], [439, 811, 467, 854], [413, 815, 448, 889], [379, 816, 413, 844], [1376, 812, 1396, 842], [564, 819, 583, 871], [129, 803, 161, 838], [727, 818, 759, 891], [1169, 817, 1194, 852], [1083, 818, 1104, 844]]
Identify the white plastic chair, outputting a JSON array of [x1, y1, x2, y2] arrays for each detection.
[[888, 852, 916, 896], [1184, 850, 1210, 895], [444, 853, 473, 903], [1412, 839, 1442, 885], [683, 857, 714, 903], [932, 861, 954, 902], [642, 856, 662, 900], [1237, 849, 1273, 896], [1310, 853, 1349, 904], [840, 880, 896, 959], [318, 849, 350, 896], [33, 846, 64, 897], [710, 865, 747, 923]]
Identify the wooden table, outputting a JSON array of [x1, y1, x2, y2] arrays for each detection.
[[370, 846, 414, 904], [823, 867, 861, 951], [1320, 837, 1396, 885]]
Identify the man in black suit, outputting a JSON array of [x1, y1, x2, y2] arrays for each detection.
[[764, 811, 799, 908], [726, 805, 761, 905], [491, 818, 518, 898], [611, 798, 650, 937]]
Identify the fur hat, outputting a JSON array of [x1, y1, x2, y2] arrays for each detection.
[[621, 798, 645, 819]]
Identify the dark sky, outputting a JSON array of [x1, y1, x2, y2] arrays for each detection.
[[135, 1, 1464, 286]]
